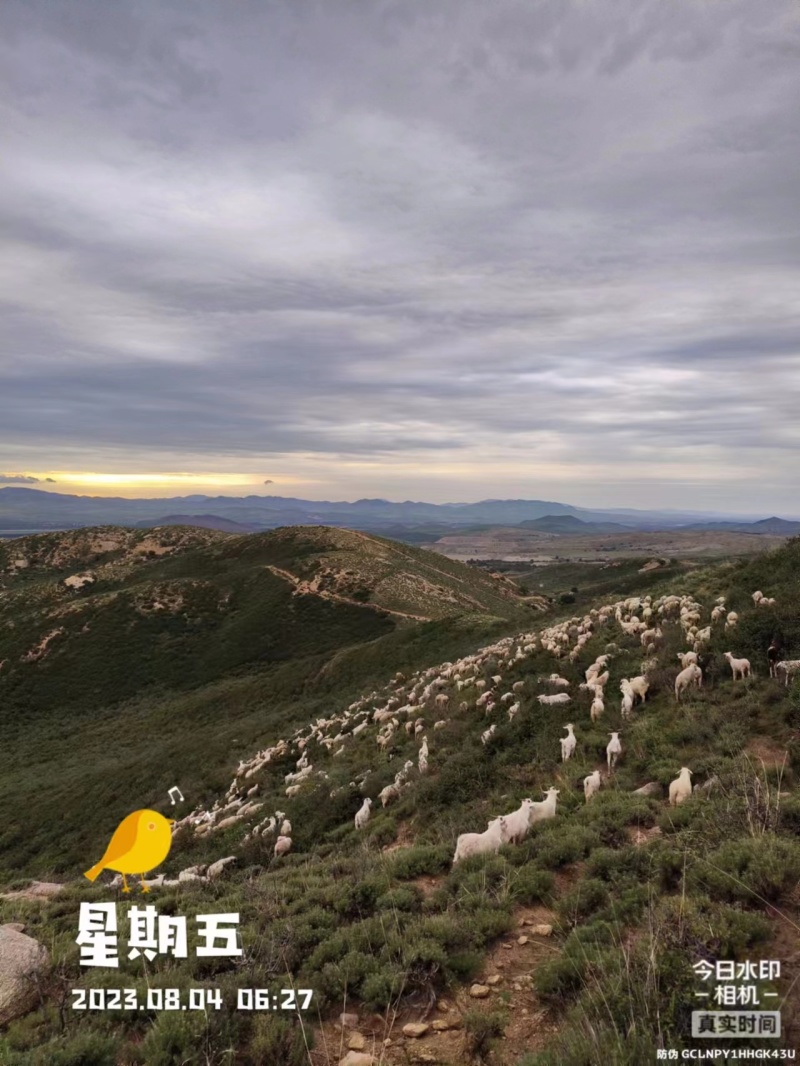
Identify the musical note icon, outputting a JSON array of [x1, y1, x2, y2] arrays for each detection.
[[168, 786, 184, 805]]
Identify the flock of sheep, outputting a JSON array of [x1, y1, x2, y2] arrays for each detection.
[[170, 581, 793, 873]]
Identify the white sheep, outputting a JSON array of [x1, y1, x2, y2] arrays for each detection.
[[560, 724, 577, 762], [675, 663, 703, 701], [775, 660, 800, 687], [379, 784, 400, 807], [752, 590, 764, 605], [724, 652, 751, 681], [620, 692, 634, 720], [274, 835, 292, 858], [669, 767, 693, 806], [498, 799, 535, 845], [606, 732, 622, 771], [584, 770, 602, 803], [528, 787, 560, 825], [354, 797, 373, 830], [620, 676, 649, 705], [452, 816, 507, 865], [725, 612, 739, 630], [481, 724, 496, 745], [677, 651, 699, 668], [280, 818, 292, 836], [540, 675, 570, 689], [537, 693, 571, 707], [590, 696, 605, 722]]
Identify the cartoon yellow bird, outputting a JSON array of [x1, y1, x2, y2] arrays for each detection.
[[84, 809, 175, 893]]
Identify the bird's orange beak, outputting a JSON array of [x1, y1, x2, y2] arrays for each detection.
[[167, 819, 176, 826]]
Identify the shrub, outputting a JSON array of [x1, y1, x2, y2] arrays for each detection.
[[388, 845, 451, 879], [246, 1016, 309, 1066], [585, 845, 651, 884], [509, 865, 554, 904], [11, 1032, 120, 1066], [463, 1009, 507, 1060], [533, 953, 588, 1002], [360, 965, 406, 1010], [376, 886, 423, 912], [532, 825, 600, 869], [690, 835, 800, 903], [557, 878, 610, 925]]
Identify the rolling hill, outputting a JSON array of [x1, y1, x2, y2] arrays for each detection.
[[3, 529, 800, 1063], [517, 514, 633, 534]]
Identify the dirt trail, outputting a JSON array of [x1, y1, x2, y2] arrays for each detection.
[[264, 564, 432, 621], [307, 902, 562, 1066]]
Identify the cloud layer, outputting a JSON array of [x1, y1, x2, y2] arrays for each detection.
[[1, 0, 799, 509], [0, 474, 55, 484]]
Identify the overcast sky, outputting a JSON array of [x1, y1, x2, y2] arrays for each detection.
[[1, 0, 798, 511]]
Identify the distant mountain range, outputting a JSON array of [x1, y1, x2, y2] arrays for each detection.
[[0, 486, 797, 537], [680, 516, 800, 535]]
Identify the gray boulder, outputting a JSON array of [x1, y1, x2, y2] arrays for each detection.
[[0, 926, 49, 1026]]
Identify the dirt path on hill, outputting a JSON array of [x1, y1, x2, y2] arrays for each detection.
[[264, 564, 432, 621], [307, 900, 563, 1066]]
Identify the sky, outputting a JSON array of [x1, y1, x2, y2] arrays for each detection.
[[1, 0, 799, 511]]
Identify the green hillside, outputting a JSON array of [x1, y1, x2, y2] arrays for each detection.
[[2, 534, 800, 1063], [0, 525, 533, 879]]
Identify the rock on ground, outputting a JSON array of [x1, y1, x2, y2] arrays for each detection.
[[338, 1052, 375, 1066], [0, 927, 50, 1026]]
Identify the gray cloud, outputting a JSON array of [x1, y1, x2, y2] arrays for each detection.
[[1, 0, 799, 509], [0, 474, 55, 484]]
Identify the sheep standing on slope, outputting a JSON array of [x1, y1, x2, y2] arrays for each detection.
[[418, 736, 429, 774], [274, 836, 292, 858], [620, 676, 649, 706], [590, 696, 605, 723], [584, 770, 602, 803], [669, 768, 694, 806], [498, 799, 535, 845], [775, 660, 800, 687], [675, 663, 703, 702], [481, 724, 496, 745], [724, 652, 751, 681], [621, 691, 634, 721], [560, 724, 577, 762], [379, 784, 400, 808], [528, 788, 560, 825], [452, 816, 507, 865], [677, 651, 699, 669], [354, 797, 373, 830], [606, 732, 622, 772], [280, 818, 292, 836]]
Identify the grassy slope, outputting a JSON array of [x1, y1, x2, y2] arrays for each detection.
[[2, 539, 800, 1063], [0, 525, 531, 881]]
